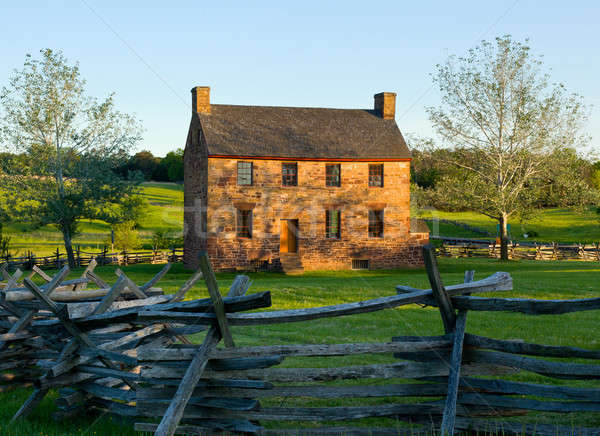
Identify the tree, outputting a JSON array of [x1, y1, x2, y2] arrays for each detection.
[[161, 148, 184, 182], [426, 36, 596, 260], [111, 221, 141, 251], [0, 49, 142, 267]]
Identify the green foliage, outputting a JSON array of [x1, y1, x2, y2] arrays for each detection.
[[150, 229, 182, 250], [0, 222, 12, 258], [0, 49, 143, 266], [162, 148, 184, 182], [110, 221, 141, 251], [95, 193, 147, 227]]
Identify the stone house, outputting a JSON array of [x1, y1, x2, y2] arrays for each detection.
[[183, 86, 428, 272]]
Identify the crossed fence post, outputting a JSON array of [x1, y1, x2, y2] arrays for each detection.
[[422, 243, 474, 436]]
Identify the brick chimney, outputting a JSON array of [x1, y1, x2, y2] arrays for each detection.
[[374, 92, 396, 119], [191, 86, 211, 114]]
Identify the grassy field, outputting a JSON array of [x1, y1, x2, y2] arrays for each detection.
[[0, 258, 598, 435], [420, 208, 600, 243], [3, 182, 183, 256]]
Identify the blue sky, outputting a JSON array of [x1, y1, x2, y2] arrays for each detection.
[[1, 1, 599, 156]]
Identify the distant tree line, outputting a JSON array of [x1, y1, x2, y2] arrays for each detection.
[[117, 149, 183, 182], [411, 144, 600, 211]]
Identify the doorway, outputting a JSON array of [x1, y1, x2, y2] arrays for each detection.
[[280, 219, 299, 253]]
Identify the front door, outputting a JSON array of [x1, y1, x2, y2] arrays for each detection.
[[280, 219, 298, 253]]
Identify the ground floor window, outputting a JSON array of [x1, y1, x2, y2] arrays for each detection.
[[326, 209, 341, 239], [368, 209, 384, 238], [237, 209, 252, 238]]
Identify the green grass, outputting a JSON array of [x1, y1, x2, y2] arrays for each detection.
[[420, 208, 600, 243], [3, 182, 183, 256], [1, 258, 599, 434]]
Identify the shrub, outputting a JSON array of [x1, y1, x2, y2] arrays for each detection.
[[110, 221, 141, 251]]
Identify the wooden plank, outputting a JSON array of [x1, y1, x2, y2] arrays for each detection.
[[440, 270, 473, 435], [86, 270, 108, 289], [422, 244, 456, 333], [466, 349, 600, 379], [395, 271, 512, 296], [151, 262, 248, 436], [11, 388, 48, 422], [138, 339, 453, 361], [142, 361, 515, 382], [32, 265, 52, 282], [135, 420, 262, 434], [140, 262, 172, 292], [67, 295, 169, 320], [138, 397, 259, 411], [457, 393, 600, 412], [197, 251, 234, 348], [464, 333, 600, 360], [138, 383, 450, 400], [51, 324, 165, 377], [169, 270, 202, 303], [91, 275, 128, 316], [451, 295, 600, 314], [115, 269, 148, 299]]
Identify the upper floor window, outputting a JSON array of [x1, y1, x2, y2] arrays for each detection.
[[325, 209, 341, 239], [368, 209, 384, 238], [282, 163, 298, 186], [325, 164, 341, 187], [237, 161, 252, 186], [369, 164, 384, 187], [237, 209, 252, 238]]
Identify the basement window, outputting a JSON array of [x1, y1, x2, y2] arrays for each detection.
[[368, 209, 384, 238], [237, 161, 253, 186], [352, 259, 370, 270], [282, 163, 298, 186], [325, 164, 341, 187], [236, 209, 252, 238], [369, 164, 384, 187]]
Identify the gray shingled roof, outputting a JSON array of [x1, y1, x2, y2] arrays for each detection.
[[197, 104, 411, 159]]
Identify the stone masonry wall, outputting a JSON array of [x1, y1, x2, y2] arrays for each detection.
[[191, 157, 427, 271]]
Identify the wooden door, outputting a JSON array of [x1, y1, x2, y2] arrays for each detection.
[[280, 219, 298, 253], [280, 220, 289, 253]]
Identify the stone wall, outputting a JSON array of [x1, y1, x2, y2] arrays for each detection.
[[184, 156, 428, 270]]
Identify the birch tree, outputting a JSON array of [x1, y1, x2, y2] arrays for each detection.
[[0, 49, 142, 267], [427, 36, 594, 260]]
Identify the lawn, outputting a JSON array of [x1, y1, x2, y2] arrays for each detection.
[[420, 208, 600, 243], [3, 182, 183, 256], [0, 258, 598, 435]]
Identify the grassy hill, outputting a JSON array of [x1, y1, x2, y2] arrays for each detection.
[[3, 182, 183, 256], [420, 208, 600, 243]]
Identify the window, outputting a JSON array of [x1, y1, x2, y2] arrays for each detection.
[[325, 164, 341, 187], [368, 209, 384, 238], [352, 259, 370, 270], [369, 164, 384, 187], [325, 210, 341, 239], [237, 209, 252, 238], [282, 163, 298, 186], [237, 161, 252, 186]]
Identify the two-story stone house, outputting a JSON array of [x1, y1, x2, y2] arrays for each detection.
[[183, 86, 428, 272]]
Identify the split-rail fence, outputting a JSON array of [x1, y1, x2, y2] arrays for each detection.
[[0, 246, 599, 435]]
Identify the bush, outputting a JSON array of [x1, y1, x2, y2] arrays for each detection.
[[110, 221, 141, 251]]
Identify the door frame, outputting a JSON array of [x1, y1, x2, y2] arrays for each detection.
[[280, 219, 299, 253]]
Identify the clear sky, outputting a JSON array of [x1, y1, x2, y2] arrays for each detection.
[[1, 1, 599, 156]]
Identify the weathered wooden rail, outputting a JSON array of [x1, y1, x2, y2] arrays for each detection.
[[1, 245, 599, 435], [433, 235, 600, 261], [0, 248, 184, 271]]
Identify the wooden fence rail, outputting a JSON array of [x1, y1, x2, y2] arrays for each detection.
[[1, 248, 183, 270], [1, 244, 599, 435], [432, 235, 600, 261]]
